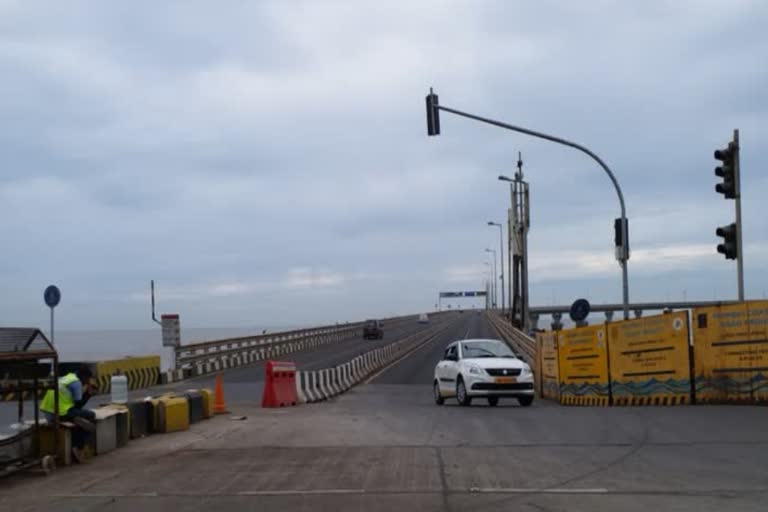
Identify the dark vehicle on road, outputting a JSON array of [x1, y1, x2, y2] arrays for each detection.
[[363, 319, 384, 340]]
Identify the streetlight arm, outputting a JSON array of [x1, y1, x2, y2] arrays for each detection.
[[437, 102, 630, 320], [437, 104, 627, 220]]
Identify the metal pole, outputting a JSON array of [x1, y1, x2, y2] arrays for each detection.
[[497, 224, 505, 312], [437, 104, 630, 319], [50, 307, 54, 346], [734, 129, 745, 301], [507, 200, 513, 322], [521, 181, 530, 332]]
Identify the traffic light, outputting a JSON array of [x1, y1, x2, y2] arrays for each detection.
[[425, 88, 440, 136], [716, 223, 738, 260], [714, 142, 737, 199]]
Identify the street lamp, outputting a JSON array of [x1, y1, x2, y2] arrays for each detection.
[[426, 88, 630, 320], [483, 262, 493, 310], [487, 221, 505, 313], [485, 248, 497, 309]]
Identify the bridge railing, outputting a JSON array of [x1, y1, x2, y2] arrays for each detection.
[[486, 311, 536, 366], [169, 312, 452, 381], [174, 323, 363, 369]]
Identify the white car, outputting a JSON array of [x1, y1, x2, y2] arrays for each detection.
[[433, 338, 534, 407]]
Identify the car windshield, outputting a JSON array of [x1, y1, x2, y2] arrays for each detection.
[[461, 341, 516, 358]]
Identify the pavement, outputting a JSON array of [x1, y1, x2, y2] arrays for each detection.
[[0, 314, 434, 430], [2, 311, 767, 511]]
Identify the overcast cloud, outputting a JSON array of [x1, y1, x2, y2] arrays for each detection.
[[1, 1, 767, 329]]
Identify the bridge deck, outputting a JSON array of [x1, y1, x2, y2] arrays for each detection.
[[2, 313, 767, 511]]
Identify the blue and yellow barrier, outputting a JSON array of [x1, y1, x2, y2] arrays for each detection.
[[692, 301, 768, 404], [609, 311, 692, 406], [557, 325, 610, 406]]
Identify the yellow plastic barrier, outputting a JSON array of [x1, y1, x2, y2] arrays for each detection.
[[557, 325, 610, 406], [692, 301, 768, 403], [158, 397, 190, 433], [536, 331, 560, 400], [199, 388, 214, 419], [608, 312, 692, 406]]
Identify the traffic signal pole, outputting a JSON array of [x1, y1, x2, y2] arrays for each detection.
[[426, 89, 630, 320], [734, 129, 745, 301]]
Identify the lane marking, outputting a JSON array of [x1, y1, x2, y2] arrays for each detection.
[[470, 487, 609, 494], [362, 317, 463, 385], [238, 489, 365, 496]]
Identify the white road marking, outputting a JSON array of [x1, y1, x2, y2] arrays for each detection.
[[469, 487, 609, 494], [238, 489, 366, 496]]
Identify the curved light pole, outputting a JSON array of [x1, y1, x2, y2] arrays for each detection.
[[487, 221, 505, 313], [485, 248, 497, 309], [426, 88, 630, 320]]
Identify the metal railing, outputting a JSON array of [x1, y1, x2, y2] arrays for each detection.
[[173, 312, 452, 372], [486, 311, 536, 366]]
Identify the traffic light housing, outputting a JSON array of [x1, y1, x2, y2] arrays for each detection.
[[716, 223, 738, 260], [714, 142, 737, 199], [425, 89, 440, 136]]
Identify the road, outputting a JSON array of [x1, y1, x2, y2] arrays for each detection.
[[2, 312, 768, 511], [0, 314, 438, 431]]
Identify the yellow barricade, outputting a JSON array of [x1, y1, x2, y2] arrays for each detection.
[[94, 355, 161, 394], [557, 325, 610, 406], [692, 301, 768, 403], [158, 397, 190, 433], [199, 388, 215, 419], [608, 312, 692, 406], [536, 331, 560, 400]]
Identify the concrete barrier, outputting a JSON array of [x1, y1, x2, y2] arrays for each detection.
[[295, 314, 460, 403]]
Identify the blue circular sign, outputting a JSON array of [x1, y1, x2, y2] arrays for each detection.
[[44, 285, 61, 308], [569, 298, 591, 322]]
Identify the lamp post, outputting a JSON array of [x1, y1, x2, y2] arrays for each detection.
[[483, 262, 492, 310], [485, 248, 497, 309], [487, 221, 505, 314]]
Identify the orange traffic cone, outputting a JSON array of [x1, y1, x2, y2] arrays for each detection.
[[214, 372, 229, 414]]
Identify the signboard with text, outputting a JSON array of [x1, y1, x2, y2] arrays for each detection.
[[439, 291, 487, 298], [557, 325, 610, 406], [161, 314, 181, 348], [609, 312, 692, 405], [692, 301, 768, 403]]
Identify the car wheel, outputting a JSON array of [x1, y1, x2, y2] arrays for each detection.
[[456, 377, 472, 406], [518, 395, 534, 407], [487, 397, 499, 407], [433, 381, 444, 405]]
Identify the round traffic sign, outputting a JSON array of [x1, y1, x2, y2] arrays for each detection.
[[569, 298, 591, 322], [44, 285, 61, 308]]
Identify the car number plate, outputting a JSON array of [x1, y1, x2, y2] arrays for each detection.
[[495, 376, 517, 384]]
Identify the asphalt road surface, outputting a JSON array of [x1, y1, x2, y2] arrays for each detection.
[[3, 312, 767, 512]]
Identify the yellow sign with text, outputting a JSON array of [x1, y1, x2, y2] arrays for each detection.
[[692, 301, 768, 403], [557, 325, 609, 406], [536, 331, 560, 400], [608, 312, 692, 406]]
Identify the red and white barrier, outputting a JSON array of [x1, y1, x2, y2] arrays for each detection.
[[261, 360, 298, 407]]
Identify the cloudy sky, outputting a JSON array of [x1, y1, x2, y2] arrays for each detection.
[[1, 1, 766, 330]]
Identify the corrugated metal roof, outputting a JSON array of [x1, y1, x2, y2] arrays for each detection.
[[0, 328, 55, 356]]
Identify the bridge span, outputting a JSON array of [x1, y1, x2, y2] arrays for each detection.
[[2, 312, 767, 511]]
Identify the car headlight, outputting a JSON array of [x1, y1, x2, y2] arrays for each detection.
[[521, 365, 532, 376], [468, 366, 484, 375]]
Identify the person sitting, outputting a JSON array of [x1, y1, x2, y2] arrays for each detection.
[[40, 366, 97, 463]]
